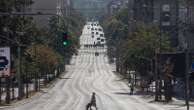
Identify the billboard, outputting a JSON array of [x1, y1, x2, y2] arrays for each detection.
[[158, 52, 186, 78], [0, 47, 10, 77]]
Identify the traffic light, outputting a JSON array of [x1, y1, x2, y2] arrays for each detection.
[[62, 32, 69, 46]]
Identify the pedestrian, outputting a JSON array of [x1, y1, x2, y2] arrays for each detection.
[[91, 92, 97, 110], [86, 92, 98, 110], [130, 84, 134, 95], [91, 92, 96, 105]]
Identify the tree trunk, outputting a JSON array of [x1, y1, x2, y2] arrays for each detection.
[[5, 77, 10, 104]]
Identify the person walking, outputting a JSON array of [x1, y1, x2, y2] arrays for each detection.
[[130, 84, 134, 95], [91, 92, 97, 108], [86, 92, 97, 110]]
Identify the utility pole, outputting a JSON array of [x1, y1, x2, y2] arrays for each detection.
[[17, 43, 23, 99], [184, 1, 190, 109], [64, 0, 69, 68], [185, 47, 190, 110], [17, 0, 27, 99], [34, 44, 38, 92], [155, 2, 162, 101], [155, 51, 159, 101]]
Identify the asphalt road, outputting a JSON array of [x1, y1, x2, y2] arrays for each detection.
[[2, 22, 187, 110]]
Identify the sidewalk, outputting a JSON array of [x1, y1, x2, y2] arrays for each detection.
[[127, 83, 194, 110], [136, 94, 194, 110], [0, 77, 61, 109], [119, 73, 194, 110], [0, 84, 34, 109]]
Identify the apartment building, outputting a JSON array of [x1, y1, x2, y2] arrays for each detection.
[[130, 0, 179, 47], [184, 0, 194, 50], [133, 0, 153, 23]]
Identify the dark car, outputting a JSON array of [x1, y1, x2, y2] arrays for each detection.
[[95, 52, 99, 56]]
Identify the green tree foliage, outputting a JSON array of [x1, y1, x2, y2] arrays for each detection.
[[0, 0, 84, 77], [0, 0, 34, 44], [102, 9, 129, 63], [0, 0, 85, 100], [102, 8, 173, 78], [26, 44, 62, 75], [48, 10, 85, 62], [123, 24, 172, 74]]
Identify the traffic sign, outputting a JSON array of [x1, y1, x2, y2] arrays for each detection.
[[192, 62, 194, 71]]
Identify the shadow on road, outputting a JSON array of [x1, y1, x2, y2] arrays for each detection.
[[148, 100, 189, 107], [59, 77, 72, 80], [39, 90, 48, 94], [113, 92, 131, 96]]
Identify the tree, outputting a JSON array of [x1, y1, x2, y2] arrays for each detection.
[[0, 0, 34, 46], [48, 10, 84, 63], [26, 44, 62, 82], [124, 23, 172, 76], [102, 8, 173, 79]]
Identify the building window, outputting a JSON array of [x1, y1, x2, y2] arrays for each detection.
[[161, 21, 171, 26], [162, 4, 170, 12]]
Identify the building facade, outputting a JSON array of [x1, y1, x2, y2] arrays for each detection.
[[184, 0, 194, 50], [31, 0, 71, 28], [133, 0, 153, 23], [154, 0, 179, 47], [72, 0, 108, 20], [106, 0, 128, 15], [130, 0, 179, 47]]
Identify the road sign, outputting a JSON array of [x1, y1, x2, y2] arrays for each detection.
[[192, 62, 194, 71], [0, 47, 10, 77], [158, 52, 186, 78]]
